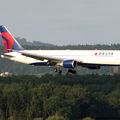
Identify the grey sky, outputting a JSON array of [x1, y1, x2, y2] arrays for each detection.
[[0, 0, 120, 45]]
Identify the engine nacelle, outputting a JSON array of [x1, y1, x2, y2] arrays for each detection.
[[63, 60, 77, 68]]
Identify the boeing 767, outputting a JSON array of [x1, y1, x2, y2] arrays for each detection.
[[0, 25, 120, 74]]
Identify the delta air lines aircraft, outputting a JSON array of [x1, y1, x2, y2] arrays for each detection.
[[0, 25, 120, 74]]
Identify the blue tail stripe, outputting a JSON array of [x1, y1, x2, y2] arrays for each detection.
[[0, 25, 7, 32]]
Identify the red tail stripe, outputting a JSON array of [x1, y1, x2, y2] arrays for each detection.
[[1, 32, 14, 51]]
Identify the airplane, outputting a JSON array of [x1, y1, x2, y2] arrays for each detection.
[[0, 25, 120, 74]]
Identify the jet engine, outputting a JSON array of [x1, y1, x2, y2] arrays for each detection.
[[63, 60, 77, 68]]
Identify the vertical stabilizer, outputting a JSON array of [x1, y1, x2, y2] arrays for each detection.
[[0, 25, 24, 52]]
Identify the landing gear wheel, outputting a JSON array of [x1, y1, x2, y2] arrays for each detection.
[[58, 70, 62, 74], [54, 68, 58, 72], [54, 67, 62, 74]]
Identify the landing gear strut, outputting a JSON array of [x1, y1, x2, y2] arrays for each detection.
[[54, 66, 62, 74]]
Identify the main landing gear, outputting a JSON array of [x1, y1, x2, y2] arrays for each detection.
[[54, 66, 62, 74], [54, 66, 77, 75]]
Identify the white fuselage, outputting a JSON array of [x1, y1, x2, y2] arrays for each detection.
[[3, 50, 120, 66]]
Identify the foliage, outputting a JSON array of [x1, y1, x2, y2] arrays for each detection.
[[0, 74, 119, 120], [46, 114, 66, 120], [82, 117, 94, 120]]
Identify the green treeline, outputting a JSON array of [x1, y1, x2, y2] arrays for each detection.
[[0, 74, 119, 120]]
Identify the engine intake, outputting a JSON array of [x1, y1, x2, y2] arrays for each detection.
[[63, 60, 77, 68]]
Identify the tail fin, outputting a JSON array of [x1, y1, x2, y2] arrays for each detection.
[[0, 25, 24, 52]]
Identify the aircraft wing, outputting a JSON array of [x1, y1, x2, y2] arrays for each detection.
[[20, 51, 105, 69], [20, 51, 64, 64], [20, 51, 83, 66]]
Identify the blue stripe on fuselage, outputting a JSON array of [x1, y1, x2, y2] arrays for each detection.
[[30, 62, 48, 66]]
